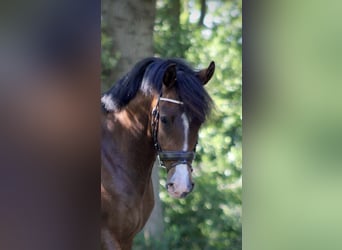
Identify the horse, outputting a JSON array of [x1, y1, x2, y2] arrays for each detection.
[[101, 57, 215, 250]]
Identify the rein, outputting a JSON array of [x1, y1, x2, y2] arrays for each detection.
[[151, 96, 196, 172]]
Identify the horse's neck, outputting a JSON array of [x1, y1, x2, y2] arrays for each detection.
[[102, 96, 156, 195]]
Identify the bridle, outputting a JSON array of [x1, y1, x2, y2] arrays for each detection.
[[151, 95, 197, 172]]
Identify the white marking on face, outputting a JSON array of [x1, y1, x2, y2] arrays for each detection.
[[168, 164, 191, 197], [101, 94, 116, 111], [181, 113, 189, 151]]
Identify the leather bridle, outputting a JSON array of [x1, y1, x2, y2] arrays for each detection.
[[151, 96, 196, 172]]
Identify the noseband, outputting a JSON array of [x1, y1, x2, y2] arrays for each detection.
[[151, 96, 196, 172]]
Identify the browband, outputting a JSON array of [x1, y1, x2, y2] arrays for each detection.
[[160, 97, 184, 105]]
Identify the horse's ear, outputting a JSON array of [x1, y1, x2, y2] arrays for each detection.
[[163, 63, 177, 88], [197, 61, 215, 85]]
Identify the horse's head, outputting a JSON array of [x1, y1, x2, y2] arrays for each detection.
[[151, 61, 215, 198]]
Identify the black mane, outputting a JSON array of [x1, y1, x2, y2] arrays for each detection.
[[101, 57, 212, 123]]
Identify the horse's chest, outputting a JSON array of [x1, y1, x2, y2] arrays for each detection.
[[131, 198, 154, 232], [102, 181, 154, 240]]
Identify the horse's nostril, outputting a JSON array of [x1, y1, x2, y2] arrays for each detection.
[[166, 183, 174, 189], [180, 192, 189, 198]]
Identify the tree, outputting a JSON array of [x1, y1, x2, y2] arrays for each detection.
[[101, 0, 156, 85]]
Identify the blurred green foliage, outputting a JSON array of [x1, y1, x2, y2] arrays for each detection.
[[243, 2, 342, 250]]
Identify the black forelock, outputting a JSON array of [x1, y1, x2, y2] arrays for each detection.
[[102, 57, 212, 122]]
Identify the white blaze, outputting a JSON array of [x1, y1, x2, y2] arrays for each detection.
[[167, 113, 192, 197], [169, 164, 190, 196], [181, 113, 189, 151]]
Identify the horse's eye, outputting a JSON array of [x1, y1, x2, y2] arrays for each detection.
[[160, 116, 168, 124]]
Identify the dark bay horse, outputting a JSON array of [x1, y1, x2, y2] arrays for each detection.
[[101, 57, 215, 249]]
